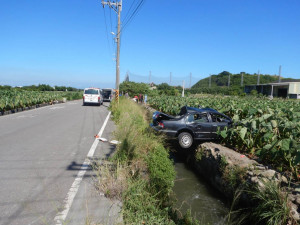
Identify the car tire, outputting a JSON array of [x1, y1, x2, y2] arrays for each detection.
[[178, 132, 193, 149]]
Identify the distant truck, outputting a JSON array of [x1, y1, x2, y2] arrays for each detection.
[[102, 88, 114, 102]]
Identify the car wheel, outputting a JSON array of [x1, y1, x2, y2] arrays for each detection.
[[178, 132, 193, 149]]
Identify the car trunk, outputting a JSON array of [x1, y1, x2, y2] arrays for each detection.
[[152, 111, 182, 126]]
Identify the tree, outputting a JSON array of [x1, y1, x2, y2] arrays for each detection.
[[156, 83, 178, 96], [119, 81, 150, 97]]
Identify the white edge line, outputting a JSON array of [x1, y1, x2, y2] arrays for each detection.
[[54, 111, 111, 225]]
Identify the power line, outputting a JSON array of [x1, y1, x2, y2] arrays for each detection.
[[120, 0, 145, 34], [102, 7, 114, 60], [122, 0, 137, 24]]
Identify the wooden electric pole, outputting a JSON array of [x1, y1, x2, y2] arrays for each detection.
[[101, 0, 122, 99]]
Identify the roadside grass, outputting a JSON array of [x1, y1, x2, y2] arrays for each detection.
[[94, 97, 200, 224]]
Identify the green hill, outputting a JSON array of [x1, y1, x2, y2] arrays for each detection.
[[192, 71, 300, 89]]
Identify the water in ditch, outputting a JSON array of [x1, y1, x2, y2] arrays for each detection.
[[172, 152, 229, 225]]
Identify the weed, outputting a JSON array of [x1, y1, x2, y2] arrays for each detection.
[[93, 161, 128, 200], [222, 165, 247, 193], [195, 147, 204, 161], [248, 180, 296, 225], [219, 155, 229, 172], [227, 180, 297, 225]]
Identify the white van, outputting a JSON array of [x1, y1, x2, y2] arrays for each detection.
[[83, 88, 103, 106]]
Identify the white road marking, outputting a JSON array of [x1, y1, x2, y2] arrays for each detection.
[[49, 106, 65, 110], [54, 111, 111, 225], [16, 114, 37, 119]]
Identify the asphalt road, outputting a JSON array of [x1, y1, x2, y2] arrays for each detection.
[[0, 100, 120, 225]]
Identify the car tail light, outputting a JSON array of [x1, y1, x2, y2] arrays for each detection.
[[153, 112, 159, 119], [83, 96, 85, 100], [98, 96, 100, 100], [158, 122, 164, 129]]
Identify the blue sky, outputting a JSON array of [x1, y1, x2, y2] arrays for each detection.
[[0, 0, 299, 88]]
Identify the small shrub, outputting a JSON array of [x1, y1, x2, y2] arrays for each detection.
[[250, 89, 258, 96]]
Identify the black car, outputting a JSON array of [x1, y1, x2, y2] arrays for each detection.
[[151, 106, 232, 149]]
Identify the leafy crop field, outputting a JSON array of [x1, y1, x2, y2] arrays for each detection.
[[148, 95, 300, 177], [0, 90, 82, 112]]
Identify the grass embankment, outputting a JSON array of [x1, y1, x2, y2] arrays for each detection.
[[95, 98, 199, 224]]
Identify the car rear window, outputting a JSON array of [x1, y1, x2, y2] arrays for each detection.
[[84, 89, 99, 95]]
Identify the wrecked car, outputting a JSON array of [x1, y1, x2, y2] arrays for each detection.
[[151, 106, 232, 149]]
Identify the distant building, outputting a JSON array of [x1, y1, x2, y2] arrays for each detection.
[[245, 82, 300, 99]]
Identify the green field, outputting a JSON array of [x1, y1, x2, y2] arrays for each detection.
[[0, 90, 82, 112], [148, 95, 300, 178]]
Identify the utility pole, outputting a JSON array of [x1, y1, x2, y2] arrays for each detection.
[[101, 0, 122, 100], [278, 65, 281, 83], [189, 72, 192, 88], [170, 72, 172, 85], [241, 72, 244, 87], [149, 71, 151, 84], [209, 74, 211, 88], [257, 70, 260, 85], [182, 80, 185, 97]]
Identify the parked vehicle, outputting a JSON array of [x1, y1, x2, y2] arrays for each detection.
[[151, 106, 232, 148], [82, 88, 103, 106], [102, 88, 114, 102]]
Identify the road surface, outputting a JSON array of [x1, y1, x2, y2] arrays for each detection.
[[0, 100, 121, 225]]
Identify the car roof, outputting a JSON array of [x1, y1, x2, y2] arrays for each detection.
[[186, 106, 217, 113], [180, 106, 231, 121], [179, 106, 217, 115]]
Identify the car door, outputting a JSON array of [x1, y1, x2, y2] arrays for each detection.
[[186, 113, 212, 139], [209, 113, 230, 138]]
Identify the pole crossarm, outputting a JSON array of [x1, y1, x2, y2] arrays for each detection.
[[101, 0, 120, 13]]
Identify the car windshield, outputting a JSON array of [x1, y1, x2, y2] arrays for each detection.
[[84, 89, 99, 95]]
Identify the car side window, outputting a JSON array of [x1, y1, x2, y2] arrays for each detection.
[[194, 113, 209, 123], [187, 114, 194, 123], [211, 113, 228, 123]]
